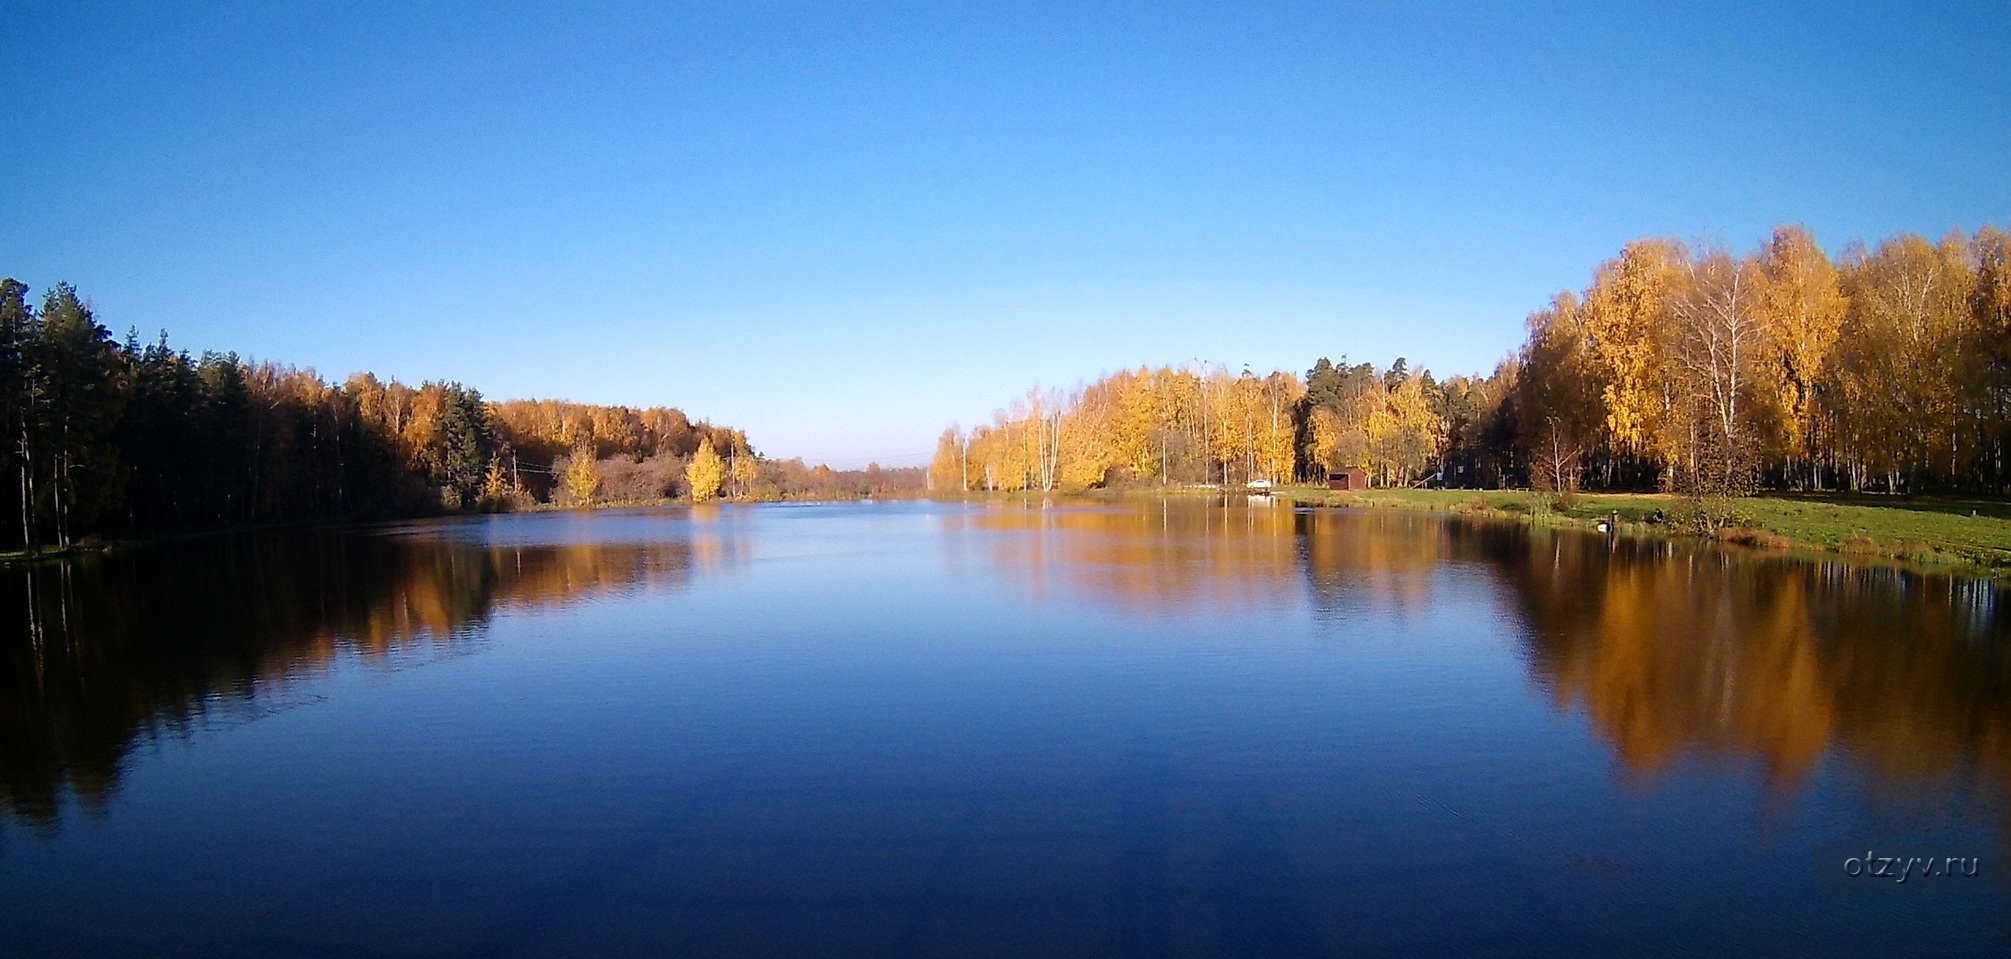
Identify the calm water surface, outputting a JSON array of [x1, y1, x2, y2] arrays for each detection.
[[2, 500, 2008, 956]]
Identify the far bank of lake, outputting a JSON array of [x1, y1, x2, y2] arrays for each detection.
[[14, 485, 2011, 583]]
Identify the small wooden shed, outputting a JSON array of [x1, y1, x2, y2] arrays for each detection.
[[1326, 467, 1369, 491]]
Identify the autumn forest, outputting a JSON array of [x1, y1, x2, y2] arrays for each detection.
[[5, 222, 2008, 552], [0, 278, 920, 552], [931, 223, 2011, 501]]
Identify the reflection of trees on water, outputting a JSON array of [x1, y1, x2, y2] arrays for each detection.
[[0, 523, 702, 828], [1297, 509, 1475, 619], [9, 501, 2010, 842], [960, 501, 1480, 620], [1484, 526, 2011, 824], [945, 501, 1308, 615], [1286, 511, 2011, 809], [970, 501, 2011, 828], [962, 501, 1492, 621]]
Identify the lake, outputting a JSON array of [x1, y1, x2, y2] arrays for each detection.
[[2, 500, 2008, 956]]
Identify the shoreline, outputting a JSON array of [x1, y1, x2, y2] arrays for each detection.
[[989, 482, 2011, 581], [1255, 486, 2011, 581], [12, 487, 2011, 581], [0, 493, 925, 569]]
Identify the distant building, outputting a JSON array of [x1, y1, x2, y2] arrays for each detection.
[[1326, 467, 1369, 491]]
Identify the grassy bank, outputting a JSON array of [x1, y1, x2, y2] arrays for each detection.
[[1267, 486, 2011, 576]]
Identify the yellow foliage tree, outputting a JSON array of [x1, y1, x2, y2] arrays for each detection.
[[1110, 370, 1162, 480], [1831, 233, 1976, 489], [1517, 292, 1600, 474], [1582, 240, 1683, 468], [932, 222, 2011, 498], [1255, 372, 1303, 482], [929, 428, 967, 492], [729, 449, 758, 499], [564, 444, 601, 506], [687, 437, 725, 502], [1755, 225, 1845, 485], [1308, 406, 1345, 473], [482, 457, 510, 503], [1365, 374, 1442, 486], [1666, 249, 1767, 496]]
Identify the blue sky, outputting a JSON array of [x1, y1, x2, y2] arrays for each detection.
[[4, 2, 2007, 467]]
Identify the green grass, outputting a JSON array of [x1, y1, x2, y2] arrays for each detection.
[[1267, 485, 2011, 576]]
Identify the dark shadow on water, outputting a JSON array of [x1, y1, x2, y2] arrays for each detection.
[[0, 515, 705, 828]]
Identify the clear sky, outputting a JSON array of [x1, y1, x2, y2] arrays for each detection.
[[4, 2, 2007, 467]]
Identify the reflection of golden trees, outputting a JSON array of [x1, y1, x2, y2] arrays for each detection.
[[10, 500, 2009, 851], [1505, 531, 2011, 805], [954, 501, 1468, 619], [965, 500, 2011, 828], [946, 501, 1308, 615], [1299, 509, 1461, 617], [0, 526, 698, 827], [1520, 545, 1834, 780]]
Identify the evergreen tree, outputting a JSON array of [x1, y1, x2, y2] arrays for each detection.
[[424, 383, 495, 508]]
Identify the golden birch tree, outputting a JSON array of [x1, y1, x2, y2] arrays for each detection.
[[686, 437, 725, 502], [1754, 225, 1845, 487], [1582, 240, 1684, 475], [1667, 248, 1766, 496], [564, 443, 601, 506]]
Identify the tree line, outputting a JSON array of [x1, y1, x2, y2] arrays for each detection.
[[932, 222, 2011, 497], [0, 277, 924, 552]]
